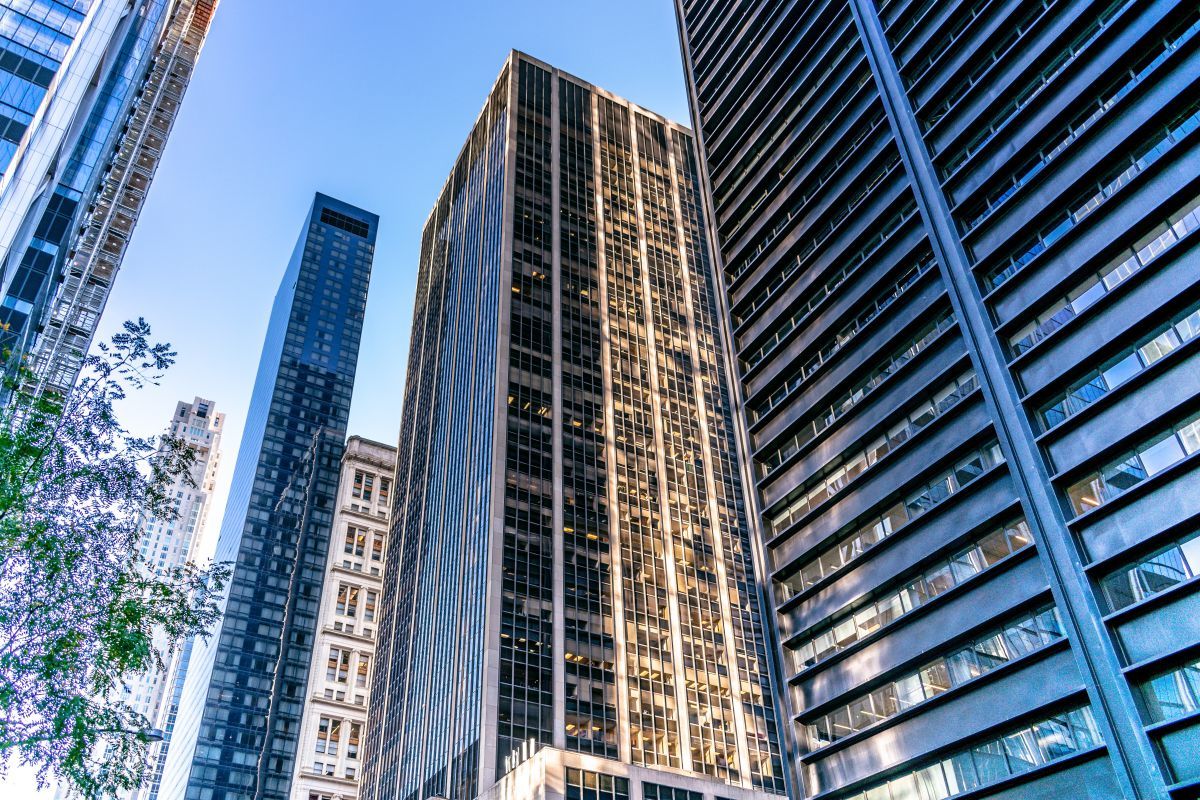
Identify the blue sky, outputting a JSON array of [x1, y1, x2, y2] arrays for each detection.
[[4, 1, 688, 796], [107, 0, 688, 543]]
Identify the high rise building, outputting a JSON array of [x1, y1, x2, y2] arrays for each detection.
[[159, 193, 378, 800], [289, 435, 395, 800], [0, 0, 218, 395], [361, 51, 788, 800], [675, 2, 1200, 798], [128, 396, 224, 800]]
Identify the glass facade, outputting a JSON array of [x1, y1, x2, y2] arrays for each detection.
[[0, 0, 216, 400], [361, 52, 786, 800], [158, 194, 376, 800], [27, 0, 218, 397], [677, 0, 1200, 797]]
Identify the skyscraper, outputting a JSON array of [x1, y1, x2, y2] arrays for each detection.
[[0, 0, 218, 394], [290, 435, 395, 800], [675, 2, 1200, 798], [29, 0, 219, 397], [361, 51, 787, 800], [130, 396, 224, 800], [159, 193, 378, 800]]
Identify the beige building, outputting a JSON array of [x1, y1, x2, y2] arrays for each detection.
[[128, 396, 224, 800], [291, 436, 396, 800]]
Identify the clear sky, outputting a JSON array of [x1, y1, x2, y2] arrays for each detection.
[[4, 1, 688, 796]]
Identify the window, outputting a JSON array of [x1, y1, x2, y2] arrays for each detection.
[[315, 717, 340, 755], [344, 526, 365, 557], [346, 722, 362, 760], [352, 470, 373, 501], [335, 583, 360, 618], [378, 477, 391, 504], [565, 768, 629, 800], [775, 441, 1006, 591], [1099, 529, 1200, 611], [356, 655, 370, 688], [1013, 196, 1200, 358], [364, 590, 377, 623], [1139, 657, 1200, 723], [370, 531, 384, 563], [326, 647, 349, 684]]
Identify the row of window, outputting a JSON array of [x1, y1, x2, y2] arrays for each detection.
[[351, 469, 390, 504], [986, 100, 1200, 290], [735, 200, 919, 332], [790, 514, 1030, 672], [1066, 412, 1200, 516], [742, 248, 933, 377], [728, 150, 901, 283], [840, 706, 1100, 800], [961, 11, 1200, 231], [939, 0, 1134, 172], [918, 0, 1061, 132], [761, 368, 975, 490], [808, 606, 1062, 748], [755, 310, 956, 469], [1041, 302, 1200, 428], [724, 106, 886, 272], [1009, 191, 1200, 356], [1100, 528, 1200, 613], [778, 443, 1008, 598]]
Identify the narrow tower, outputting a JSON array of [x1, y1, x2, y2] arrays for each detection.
[[289, 436, 396, 800], [159, 193, 378, 800], [361, 52, 787, 800]]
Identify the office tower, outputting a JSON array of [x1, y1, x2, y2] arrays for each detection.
[[290, 435, 395, 800], [0, 0, 218, 394], [30, 0, 219, 397], [129, 397, 224, 800], [675, 1, 1200, 798], [159, 193, 378, 800], [361, 51, 787, 800]]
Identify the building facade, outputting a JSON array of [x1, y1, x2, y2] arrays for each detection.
[[28, 0, 218, 397], [129, 396, 224, 800], [675, 1, 1200, 799], [290, 435, 396, 800], [0, 0, 217, 395], [159, 193, 378, 800], [361, 51, 788, 800]]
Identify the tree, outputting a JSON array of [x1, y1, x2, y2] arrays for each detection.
[[0, 319, 230, 799]]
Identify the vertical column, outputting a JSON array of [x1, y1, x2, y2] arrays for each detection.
[[628, 108, 695, 774], [591, 96, 633, 763], [847, 2, 1169, 798], [664, 134, 755, 783], [549, 71, 567, 753], [480, 56, 520, 792]]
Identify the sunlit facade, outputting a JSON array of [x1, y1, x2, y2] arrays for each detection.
[[290, 435, 395, 800], [360, 51, 787, 800], [0, 0, 218, 394], [158, 193, 377, 800], [27, 0, 218, 397], [130, 396, 224, 800], [676, 1, 1200, 798]]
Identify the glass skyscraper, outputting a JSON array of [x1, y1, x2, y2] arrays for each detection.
[[0, 0, 218, 394], [361, 51, 787, 800], [158, 193, 378, 800], [675, 1, 1200, 798]]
